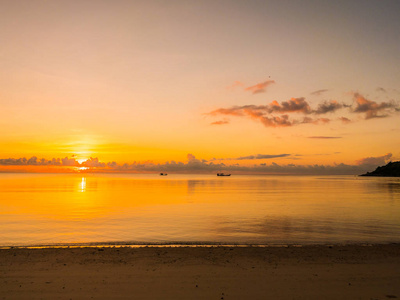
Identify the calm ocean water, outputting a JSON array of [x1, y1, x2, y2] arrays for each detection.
[[0, 173, 399, 246]]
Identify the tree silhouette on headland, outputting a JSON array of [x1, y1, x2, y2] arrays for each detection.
[[360, 161, 400, 177]]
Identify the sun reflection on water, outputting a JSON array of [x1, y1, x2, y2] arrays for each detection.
[[79, 177, 86, 192]]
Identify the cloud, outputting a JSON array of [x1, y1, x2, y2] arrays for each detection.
[[209, 98, 338, 127], [308, 136, 341, 139], [209, 107, 245, 117], [313, 100, 343, 114], [107, 161, 118, 168], [82, 157, 106, 168], [1, 153, 395, 175], [187, 153, 197, 162], [234, 154, 291, 160], [244, 80, 275, 94], [376, 87, 387, 93], [0, 156, 65, 166], [301, 117, 330, 124], [356, 153, 392, 166], [211, 119, 229, 125], [319, 118, 330, 124], [310, 89, 329, 96], [259, 114, 294, 127], [210, 90, 400, 128], [226, 81, 244, 91], [339, 117, 352, 124], [62, 157, 79, 166], [210, 98, 312, 116], [0, 157, 29, 165], [268, 97, 311, 114], [0, 156, 106, 168], [352, 92, 398, 119], [105, 153, 393, 175]]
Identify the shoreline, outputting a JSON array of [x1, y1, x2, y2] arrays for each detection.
[[2, 241, 399, 250], [2, 240, 400, 248], [2, 244, 399, 299]]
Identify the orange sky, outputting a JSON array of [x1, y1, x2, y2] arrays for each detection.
[[1, 1, 399, 174]]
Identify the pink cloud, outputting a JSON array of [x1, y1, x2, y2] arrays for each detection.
[[209, 90, 398, 128], [226, 81, 244, 91], [209, 98, 330, 127], [245, 80, 275, 94], [353, 93, 397, 119], [209, 107, 244, 117]]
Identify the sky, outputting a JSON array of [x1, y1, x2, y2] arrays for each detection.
[[1, 0, 399, 174]]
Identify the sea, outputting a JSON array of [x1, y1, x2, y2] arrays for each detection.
[[0, 173, 399, 247]]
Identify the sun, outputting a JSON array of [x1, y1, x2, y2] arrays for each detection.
[[73, 153, 89, 164], [77, 158, 87, 164]]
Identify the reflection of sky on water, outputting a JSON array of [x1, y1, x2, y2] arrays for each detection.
[[0, 174, 399, 246], [211, 215, 400, 244]]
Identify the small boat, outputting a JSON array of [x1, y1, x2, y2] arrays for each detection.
[[217, 173, 231, 176], [160, 173, 168, 176]]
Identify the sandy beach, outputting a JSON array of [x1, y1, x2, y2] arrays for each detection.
[[1, 244, 399, 299]]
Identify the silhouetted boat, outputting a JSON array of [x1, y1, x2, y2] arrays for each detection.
[[217, 173, 231, 176], [160, 173, 168, 176]]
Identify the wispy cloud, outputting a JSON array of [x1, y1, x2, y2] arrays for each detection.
[[230, 154, 291, 160], [244, 80, 275, 94], [226, 81, 244, 91], [376, 87, 387, 93], [308, 136, 341, 139], [301, 117, 330, 124], [210, 107, 245, 117], [339, 117, 352, 124], [310, 89, 329, 96], [211, 119, 230, 125]]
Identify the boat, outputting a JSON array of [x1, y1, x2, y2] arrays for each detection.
[[160, 173, 168, 176], [217, 173, 231, 176]]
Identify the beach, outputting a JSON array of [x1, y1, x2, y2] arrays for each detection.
[[1, 244, 399, 299]]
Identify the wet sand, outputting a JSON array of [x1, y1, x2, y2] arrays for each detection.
[[1, 244, 400, 299]]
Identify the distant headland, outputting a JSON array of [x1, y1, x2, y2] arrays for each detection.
[[360, 161, 400, 177]]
